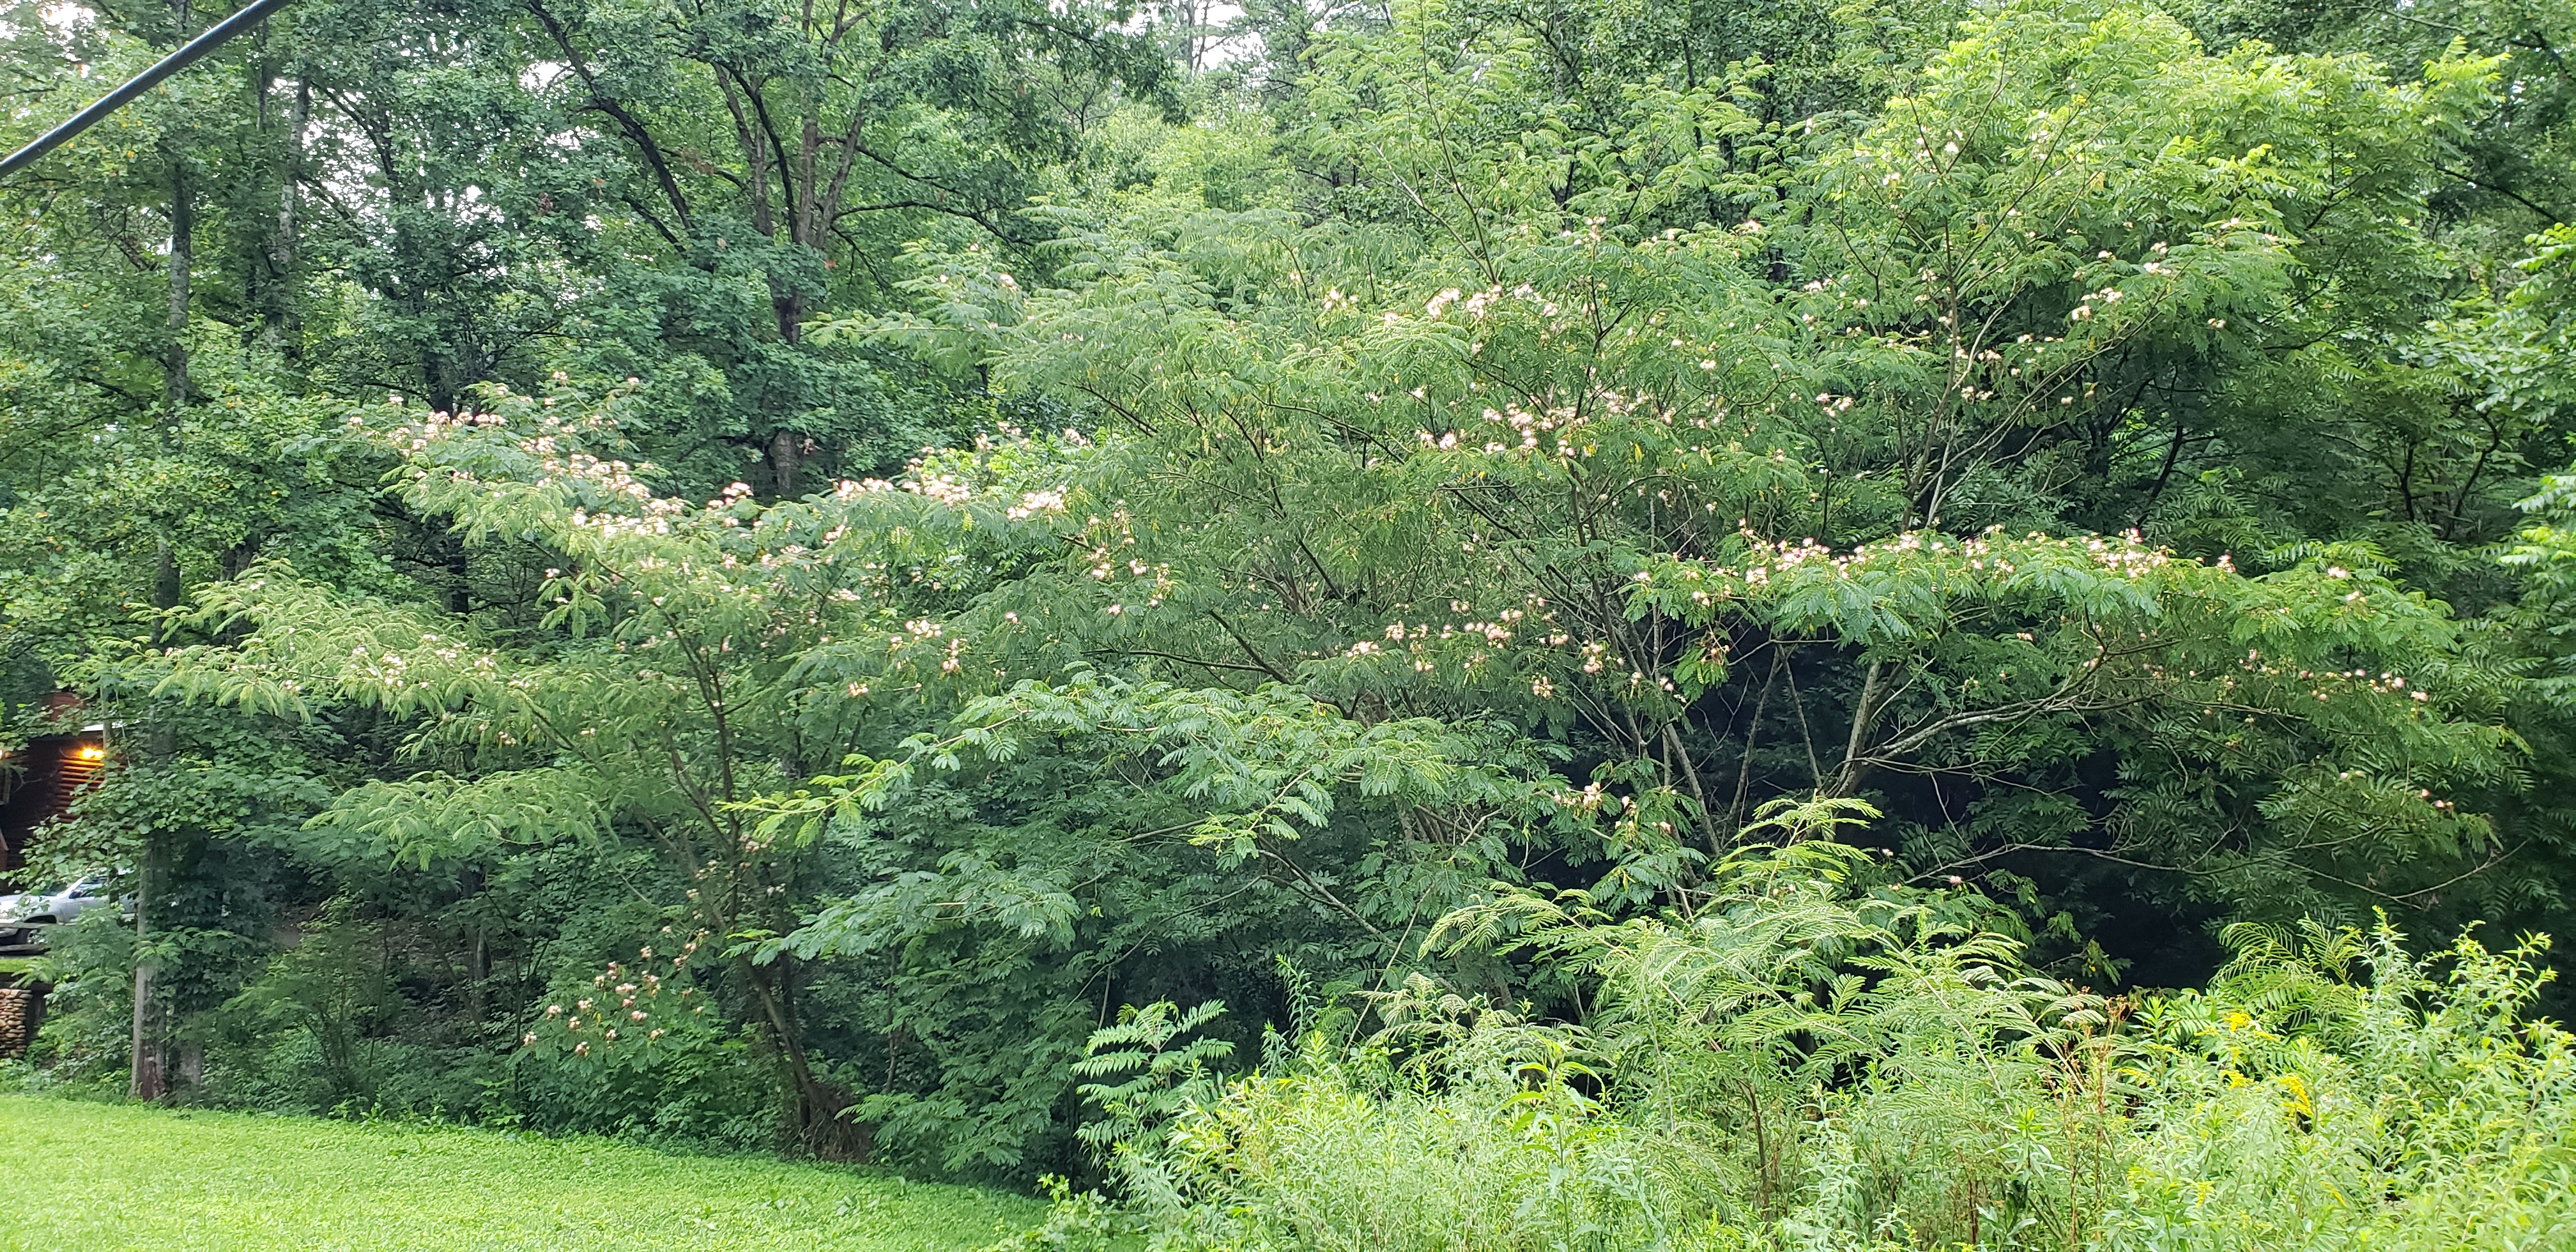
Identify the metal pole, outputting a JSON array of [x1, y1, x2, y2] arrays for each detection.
[[0, 0, 296, 179]]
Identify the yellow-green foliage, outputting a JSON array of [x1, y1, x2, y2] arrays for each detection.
[[1056, 846, 2574, 1251]]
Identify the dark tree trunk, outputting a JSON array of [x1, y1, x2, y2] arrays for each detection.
[[261, 76, 307, 355], [767, 286, 806, 497], [737, 954, 866, 1157], [162, 0, 191, 410], [128, 848, 163, 1102], [460, 861, 489, 1023], [164, 160, 191, 411], [130, 542, 186, 1101], [770, 429, 802, 498]]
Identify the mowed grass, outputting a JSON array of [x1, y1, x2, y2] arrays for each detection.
[[0, 1094, 1040, 1251]]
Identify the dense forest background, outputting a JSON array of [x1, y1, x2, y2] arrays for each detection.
[[3, 0, 2575, 1195]]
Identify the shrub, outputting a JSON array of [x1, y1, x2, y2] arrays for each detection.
[[1055, 845, 2576, 1251]]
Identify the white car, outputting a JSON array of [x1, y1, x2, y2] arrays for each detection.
[[0, 874, 113, 948]]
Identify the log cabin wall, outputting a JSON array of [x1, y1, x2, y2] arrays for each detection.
[[0, 735, 105, 874]]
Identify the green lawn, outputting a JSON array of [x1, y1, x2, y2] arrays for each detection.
[[0, 1094, 1040, 1251]]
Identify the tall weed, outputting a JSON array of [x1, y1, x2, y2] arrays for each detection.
[[1041, 844, 2576, 1251]]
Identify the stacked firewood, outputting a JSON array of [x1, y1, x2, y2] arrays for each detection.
[[0, 986, 43, 1058]]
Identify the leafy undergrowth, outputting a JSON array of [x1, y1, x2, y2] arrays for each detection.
[[1041, 837, 2576, 1252], [0, 1095, 1039, 1251]]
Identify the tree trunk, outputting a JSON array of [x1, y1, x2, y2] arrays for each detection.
[[164, 159, 191, 412], [1828, 659, 1883, 798], [128, 851, 162, 1101], [769, 429, 802, 498], [445, 533, 471, 615], [261, 76, 306, 355], [131, 542, 182, 1102], [737, 954, 865, 1157], [460, 861, 488, 1023], [128, 868, 162, 1103], [767, 284, 805, 497], [163, 0, 191, 409]]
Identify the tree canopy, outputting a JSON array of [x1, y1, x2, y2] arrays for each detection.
[[3, 0, 2573, 1183]]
